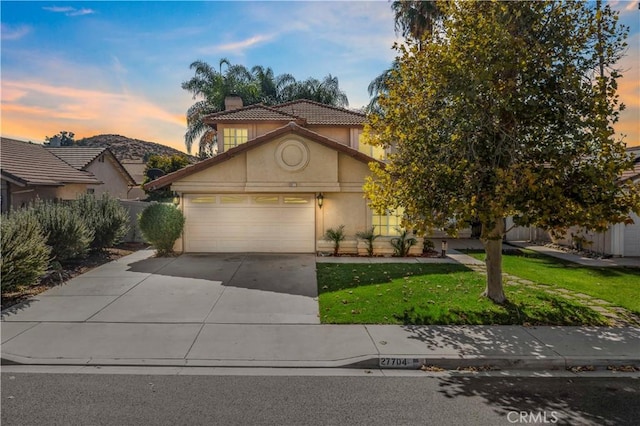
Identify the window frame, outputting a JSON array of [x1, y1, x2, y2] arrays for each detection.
[[222, 128, 249, 151], [372, 208, 404, 236]]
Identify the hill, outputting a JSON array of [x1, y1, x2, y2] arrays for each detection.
[[76, 134, 198, 162]]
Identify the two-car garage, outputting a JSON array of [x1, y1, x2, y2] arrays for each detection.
[[183, 194, 316, 253]]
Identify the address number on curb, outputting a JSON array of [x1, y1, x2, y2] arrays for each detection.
[[379, 358, 422, 369]]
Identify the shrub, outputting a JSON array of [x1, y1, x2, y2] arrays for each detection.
[[355, 226, 380, 257], [390, 228, 417, 257], [323, 225, 346, 256], [138, 203, 185, 256], [1, 210, 51, 292], [74, 193, 129, 251], [423, 238, 435, 254], [30, 199, 93, 262]]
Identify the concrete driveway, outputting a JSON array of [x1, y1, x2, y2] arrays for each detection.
[[1, 250, 320, 325]]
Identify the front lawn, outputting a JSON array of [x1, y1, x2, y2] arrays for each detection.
[[317, 263, 608, 325], [467, 249, 640, 314]]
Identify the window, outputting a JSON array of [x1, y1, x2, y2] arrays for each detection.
[[253, 196, 279, 204], [223, 128, 248, 151], [358, 133, 385, 160], [284, 196, 309, 204], [191, 196, 216, 204], [220, 195, 247, 204], [372, 208, 404, 236], [86, 188, 95, 194]]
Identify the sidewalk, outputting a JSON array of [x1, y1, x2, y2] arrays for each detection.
[[2, 247, 639, 371], [507, 241, 640, 268], [3, 321, 638, 370]]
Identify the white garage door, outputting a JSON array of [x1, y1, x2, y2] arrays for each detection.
[[624, 212, 640, 257], [184, 194, 315, 253]]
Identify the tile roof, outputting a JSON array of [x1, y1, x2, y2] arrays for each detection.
[[46, 147, 107, 169], [273, 100, 366, 125], [0, 137, 99, 186], [204, 104, 302, 124], [144, 122, 381, 191], [204, 99, 366, 127], [47, 147, 137, 186]]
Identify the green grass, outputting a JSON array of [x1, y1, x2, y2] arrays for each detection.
[[317, 263, 608, 325], [467, 249, 640, 314]]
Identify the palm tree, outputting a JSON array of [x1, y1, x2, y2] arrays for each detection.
[[391, 0, 441, 49], [366, 60, 399, 114], [282, 75, 349, 108], [367, 1, 442, 114], [181, 59, 227, 155], [182, 59, 350, 156]]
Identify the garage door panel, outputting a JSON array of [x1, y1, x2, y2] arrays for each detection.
[[624, 213, 640, 257], [184, 194, 315, 253]]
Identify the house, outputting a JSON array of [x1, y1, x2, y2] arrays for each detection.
[[506, 146, 640, 257], [144, 98, 419, 254], [47, 147, 137, 199], [0, 137, 100, 212], [120, 160, 147, 199]]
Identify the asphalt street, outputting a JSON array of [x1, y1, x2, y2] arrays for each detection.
[[2, 370, 639, 426]]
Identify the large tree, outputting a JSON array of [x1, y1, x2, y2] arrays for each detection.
[[182, 59, 348, 157], [364, 0, 640, 303]]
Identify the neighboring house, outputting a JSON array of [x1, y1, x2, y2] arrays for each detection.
[[46, 147, 137, 199], [0, 137, 100, 212], [144, 98, 423, 254], [120, 160, 147, 199], [506, 146, 640, 257]]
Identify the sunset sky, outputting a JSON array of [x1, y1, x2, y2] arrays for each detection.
[[1, 1, 638, 153]]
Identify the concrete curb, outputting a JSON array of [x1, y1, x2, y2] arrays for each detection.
[[4, 352, 638, 371]]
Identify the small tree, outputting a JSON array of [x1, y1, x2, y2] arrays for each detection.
[[74, 193, 130, 251], [1, 210, 51, 292], [323, 225, 346, 256], [355, 226, 380, 256], [138, 203, 185, 256]]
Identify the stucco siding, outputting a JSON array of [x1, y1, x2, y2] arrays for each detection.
[[338, 153, 371, 189], [173, 153, 247, 192], [85, 157, 130, 199], [307, 126, 351, 145], [247, 136, 339, 186]]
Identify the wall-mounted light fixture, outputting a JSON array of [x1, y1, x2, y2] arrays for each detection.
[[172, 192, 181, 206], [316, 193, 324, 209]]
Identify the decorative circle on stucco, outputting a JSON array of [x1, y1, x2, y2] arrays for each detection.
[[275, 139, 309, 172]]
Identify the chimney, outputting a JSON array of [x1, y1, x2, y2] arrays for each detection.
[[224, 95, 243, 111]]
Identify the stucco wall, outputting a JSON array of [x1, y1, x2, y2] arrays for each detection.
[[307, 126, 351, 145], [217, 123, 359, 153], [6, 183, 88, 209], [85, 156, 131, 199], [173, 153, 247, 193], [247, 136, 338, 186]]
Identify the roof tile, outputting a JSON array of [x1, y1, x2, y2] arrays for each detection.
[[1, 138, 99, 186], [204, 99, 365, 126], [273, 100, 365, 125], [46, 147, 107, 169]]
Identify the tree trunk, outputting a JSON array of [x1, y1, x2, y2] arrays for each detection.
[[481, 219, 506, 304]]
